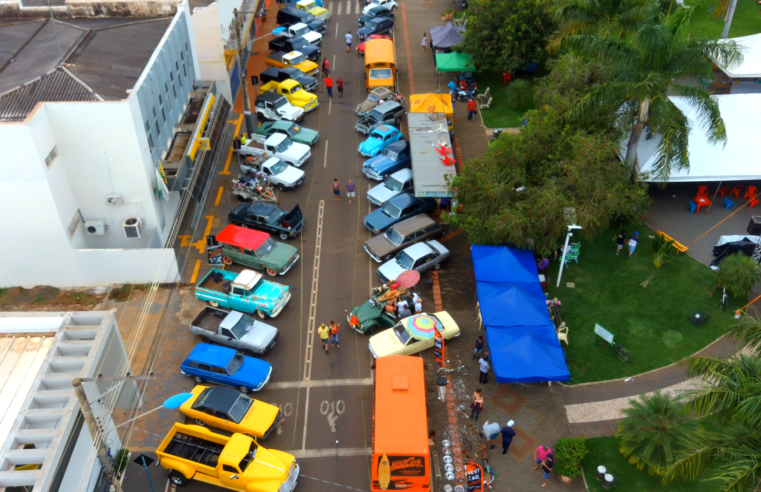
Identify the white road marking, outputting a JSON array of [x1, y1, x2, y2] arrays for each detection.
[[368, 184, 373, 294], [332, 54, 336, 72], [356, 1, 360, 13], [337, 0, 342, 15], [346, 0, 351, 14], [328, 98, 332, 115], [335, 21, 339, 38], [269, 377, 373, 389], [323, 140, 329, 167], [286, 447, 372, 459]]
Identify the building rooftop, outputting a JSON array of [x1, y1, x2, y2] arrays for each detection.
[[407, 112, 456, 197], [0, 17, 172, 122]]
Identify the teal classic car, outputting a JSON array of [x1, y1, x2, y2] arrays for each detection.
[[195, 269, 291, 319], [255, 120, 319, 147], [216, 225, 299, 276], [358, 125, 402, 157]]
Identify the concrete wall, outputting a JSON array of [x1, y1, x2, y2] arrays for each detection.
[[192, 2, 233, 102]]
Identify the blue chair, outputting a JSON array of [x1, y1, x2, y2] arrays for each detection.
[[724, 196, 735, 210], [689, 200, 698, 214]]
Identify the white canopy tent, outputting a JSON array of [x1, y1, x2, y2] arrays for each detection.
[[716, 33, 761, 78], [636, 94, 761, 182]]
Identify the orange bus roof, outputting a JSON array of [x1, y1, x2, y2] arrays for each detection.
[[374, 356, 429, 455], [365, 38, 396, 66], [215, 225, 269, 250]]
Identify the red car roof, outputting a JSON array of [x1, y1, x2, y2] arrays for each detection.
[[216, 225, 269, 250]]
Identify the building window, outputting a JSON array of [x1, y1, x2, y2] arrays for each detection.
[[158, 94, 163, 106], [152, 107, 157, 118], [67, 210, 82, 238], [144, 120, 150, 132], [185, 42, 188, 51], [147, 132, 154, 149], [164, 82, 169, 93], [161, 107, 166, 122], [155, 120, 160, 136], [175, 61, 179, 71], [180, 51, 184, 61], [183, 65, 187, 78], [44, 146, 58, 168], [172, 83, 177, 100], [170, 71, 174, 82], [167, 94, 172, 110]]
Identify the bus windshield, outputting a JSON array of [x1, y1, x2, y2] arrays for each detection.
[[369, 68, 393, 80]]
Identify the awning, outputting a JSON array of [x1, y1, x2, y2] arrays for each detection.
[[716, 34, 761, 78], [408, 93, 453, 117], [429, 22, 465, 49], [215, 225, 269, 249], [435, 52, 475, 73]]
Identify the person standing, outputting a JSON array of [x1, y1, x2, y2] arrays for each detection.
[[414, 297, 422, 314], [482, 421, 501, 450], [500, 420, 516, 456], [346, 179, 355, 203], [473, 336, 483, 360], [533, 445, 552, 470], [627, 231, 639, 257], [332, 179, 341, 201], [345, 31, 353, 52], [467, 98, 477, 121], [478, 355, 490, 384], [470, 388, 484, 421], [337, 76, 344, 97], [325, 75, 333, 98], [398, 304, 412, 318], [541, 452, 554, 487], [322, 58, 329, 76], [422, 32, 428, 51], [613, 229, 626, 255], [396, 297, 408, 312], [329, 320, 340, 349], [318, 323, 330, 353]]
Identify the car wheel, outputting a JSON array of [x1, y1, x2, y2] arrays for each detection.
[[238, 385, 250, 394], [433, 263, 441, 270], [169, 471, 189, 487], [194, 418, 206, 426], [256, 309, 268, 319], [266, 267, 278, 276], [391, 5, 397, 10], [193, 376, 204, 384], [279, 184, 286, 191], [384, 255, 394, 262], [208, 301, 220, 308], [280, 232, 289, 240], [202, 336, 212, 344]]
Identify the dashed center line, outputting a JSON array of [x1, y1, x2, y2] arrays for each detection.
[[337, 0, 342, 15], [335, 21, 339, 38], [323, 140, 329, 167], [346, 0, 351, 15]]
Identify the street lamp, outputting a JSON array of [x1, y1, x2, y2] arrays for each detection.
[[556, 224, 582, 287]]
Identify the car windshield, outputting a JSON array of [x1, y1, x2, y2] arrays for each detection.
[[287, 123, 299, 135], [231, 315, 254, 339], [275, 139, 292, 152], [228, 394, 253, 423], [293, 26, 309, 36], [239, 441, 258, 471], [270, 161, 289, 175], [226, 353, 244, 375], [289, 54, 306, 65], [273, 97, 287, 109], [369, 297, 381, 309], [382, 148, 399, 160], [370, 68, 393, 80], [267, 208, 285, 224], [394, 324, 411, 344], [368, 109, 384, 122], [368, 94, 379, 103], [290, 86, 302, 94], [369, 18, 383, 26], [385, 176, 403, 191], [370, 131, 384, 140], [384, 227, 404, 245], [256, 237, 277, 256], [382, 202, 402, 218], [396, 251, 415, 270], [291, 38, 307, 48]]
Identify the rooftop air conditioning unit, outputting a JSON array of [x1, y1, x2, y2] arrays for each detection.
[[85, 221, 106, 235], [124, 217, 143, 238]]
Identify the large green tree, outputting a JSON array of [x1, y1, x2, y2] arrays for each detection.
[[549, 0, 651, 52], [459, 0, 555, 73]]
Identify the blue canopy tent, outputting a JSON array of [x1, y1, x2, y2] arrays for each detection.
[[472, 245, 570, 383]]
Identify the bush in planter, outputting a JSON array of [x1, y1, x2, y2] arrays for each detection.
[[554, 437, 588, 479], [114, 448, 130, 478]]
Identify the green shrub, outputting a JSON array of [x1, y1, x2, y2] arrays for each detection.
[[717, 253, 760, 298], [114, 448, 130, 478], [555, 437, 588, 479], [651, 233, 674, 269], [505, 79, 533, 111]]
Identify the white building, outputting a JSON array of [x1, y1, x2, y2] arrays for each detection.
[[0, 311, 138, 492], [0, 2, 233, 287]]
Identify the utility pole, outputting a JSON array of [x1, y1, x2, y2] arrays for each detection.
[[233, 8, 256, 138], [72, 375, 152, 492], [721, 0, 737, 39]]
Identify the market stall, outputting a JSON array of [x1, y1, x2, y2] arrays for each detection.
[[408, 93, 454, 130]]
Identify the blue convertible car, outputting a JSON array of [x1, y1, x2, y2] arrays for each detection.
[[358, 125, 403, 157], [180, 343, 272, 393]]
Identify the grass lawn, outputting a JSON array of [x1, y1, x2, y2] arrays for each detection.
[[684, 0, 761, 39], [582, 437, 719, 491], [476, 70, 543, 129], [547, 219, 743, 384]]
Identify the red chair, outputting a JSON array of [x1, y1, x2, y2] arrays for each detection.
[[744, 186, 758, 201], [697, 185, 708, 198], [730, 185, 743, 198], [717, 186, 729, 198], [750, 197, 759, 209], [695, 197, 711, 214]]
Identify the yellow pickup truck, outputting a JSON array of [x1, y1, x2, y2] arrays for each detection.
[[265, 51, 318, 77], [296, 0, 329, 21], [260, 80, 319, 113], [156, 423, 299, 491]]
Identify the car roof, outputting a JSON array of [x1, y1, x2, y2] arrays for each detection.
[[258, 91, 284, 102], [194, 386, 242, 413], [187, 343, 235, 363], [375, 100, 402, 111], [271, 120, 293, 129], [375, 124, 397, 134], [387, 192, 416, 207], [392, 214, 436, 235], [384, 139, 409, 152], [249, 202, 280, 214], [388, 168, 413, 181], [402, 241, 435, 259], [216, 225, 269, 249]]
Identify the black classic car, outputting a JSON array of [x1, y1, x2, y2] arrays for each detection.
[[229, 202, 305, 240]]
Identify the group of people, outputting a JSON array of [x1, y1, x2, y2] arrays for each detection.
[[481, 421, 555, 486], [383, 291, 422, 319], [446, 79, 478, 120], [331, 178, 356, 203], [613, 229, 639, 257], [322, 59, 345, 99], [317, 320, 341, 353]]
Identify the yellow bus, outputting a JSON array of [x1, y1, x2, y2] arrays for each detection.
[[364, 39, 396, 93]]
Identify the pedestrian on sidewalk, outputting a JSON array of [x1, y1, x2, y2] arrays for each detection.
[[478, 354, 490, 384], [330, 320, 340, 349], [346, 179, 355, 203], [470, 388, 484, 421], [318, 323, 330, 353], [322, 58, 330, 76], [627, 231, 639, 257], [473, 335, 483, 359], [533, 446, 552, 470], [337, 76, 344, 97], [482, 421, 501, 449], [613, 229, 626, 255], [325, 75, 333, 98], [345, 31, 353, 52], [467, 98, 477, 120], [540, 453, 554, 487], [422, 32, 428, 51], [332, 178, 341, 201], [500, 420, 516, 456]]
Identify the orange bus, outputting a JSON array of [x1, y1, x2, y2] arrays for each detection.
[[364, 39, 396, 93], [372, 356, 430, 490]]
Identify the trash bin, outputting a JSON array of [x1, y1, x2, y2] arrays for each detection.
[[603, 473, 614, 489], [596, 466, 606, 480]]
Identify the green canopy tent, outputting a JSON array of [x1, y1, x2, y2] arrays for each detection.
[[435, 52, 475, 87]]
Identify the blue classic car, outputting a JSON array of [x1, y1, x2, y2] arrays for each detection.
[[358, 125, 403, 157], [363, 193, 438, 234], [181, 343, 272, 393], [362, 140, 411, 181]]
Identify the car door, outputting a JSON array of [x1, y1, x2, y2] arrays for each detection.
[[412, 254, 430, 273], [381, 19, 392, 33], [403, 335, 423, 355], [229, 285, 249, 313], [220, 326, 240, 349], [244, 248, 264, 270], [195, 362, 213, 381]]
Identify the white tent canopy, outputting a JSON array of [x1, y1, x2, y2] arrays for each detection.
[[636, 94, 761, 182], [716, 34, 761, 78]]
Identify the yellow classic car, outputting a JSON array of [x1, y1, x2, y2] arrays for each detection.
[[260, 79, 319, 112], [296, 0, 329, 20], [368, 311, 460, 358], [180, 385, 281, 439]]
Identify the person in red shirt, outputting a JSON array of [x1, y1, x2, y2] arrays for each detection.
[[336, 77, 344, 97], [467, 98, 477, 121], [325, 75, 333, 98]]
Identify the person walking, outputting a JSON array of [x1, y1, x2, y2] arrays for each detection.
[[346, 179, 355, 203], [473, 335, 483, 360], [345, 31, 353, 52], [482, 421, 501, 450], [329, 320, 340, 349], [318, 323, 330, 353], [478, 354, 490, 384], [467, 98, 477, 121], [533, 445, 552, 470], [325, 75, 333, 98], [627, 231, 639, 257], [500, 421, 516, 456], [422, 32, 428, 51], [613, 229, 626, 255], [322, 58, 330, 76], [337, 76, 344, 97], [540, 452, 554, 487], [331, 179, 341, 201], [470, 388, 484, 421]]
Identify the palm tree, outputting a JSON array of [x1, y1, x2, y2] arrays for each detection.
[[716, 253, 761, 299], [564, 9, 742, 180], [617, 389, 695, 474]]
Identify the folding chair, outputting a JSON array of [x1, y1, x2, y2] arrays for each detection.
[[689, 201, 698, 214]]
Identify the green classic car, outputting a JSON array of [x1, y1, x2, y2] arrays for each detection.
[[348, 289, 413, 334], [255, 120, 319, 147], [216, 225, 299, 276]]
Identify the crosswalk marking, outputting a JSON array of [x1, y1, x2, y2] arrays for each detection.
[[337, 0, 342, 15], [346, 0, 351, 14]]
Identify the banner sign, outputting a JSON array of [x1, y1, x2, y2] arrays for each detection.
[[465, 462, 483, 491], [433, 327, 444, 367], [386, 455, 426, 477]]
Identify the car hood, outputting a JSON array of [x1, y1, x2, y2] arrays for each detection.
[[357, 99, 377, 113], [253, 280, 290, 309], [281, 142, 310, 160], [289, 90, 318, 104], [236, 357, 272, 386], [367, 183, 398, 205], [365, 233, 398, 258], [359, 138, 383, 155], [302, 31, 322, 44], [240, 400, 281, 436], [369, 326, 403, 357], [266, 242, 299, 266], [277, 165, 306, 184], [241, 320, 278, 349], [278, 105, 304, 120], [364, 208, 395, 232], [377, 258, 406, 283], [296, 127, 319, 143], [242, 445, 293, 480], [351, 298, 383, 325], [364, 153, 390, 169]]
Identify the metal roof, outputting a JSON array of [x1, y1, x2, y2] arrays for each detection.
[[407, 112, 455, 197], [194, 386, 242, 414], [216, 224, 269, 250]]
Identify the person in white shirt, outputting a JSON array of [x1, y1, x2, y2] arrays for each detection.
[[345, 31, 353, 52], [414, 300, 422, 314], [396, 298, 408, 311], [482, 421, 501, 449], [478, 356, 490, 384]]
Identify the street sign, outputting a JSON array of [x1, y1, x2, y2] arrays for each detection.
[[594, 323, 614, 344], [197, 138, 211, 150]]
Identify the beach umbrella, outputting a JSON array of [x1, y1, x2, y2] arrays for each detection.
[[396, 269, 421, 288], [407, 314, 441, 340]]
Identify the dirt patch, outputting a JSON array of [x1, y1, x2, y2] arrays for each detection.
[[108, 284, 150, 302], [0, 286, 106, 312]]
